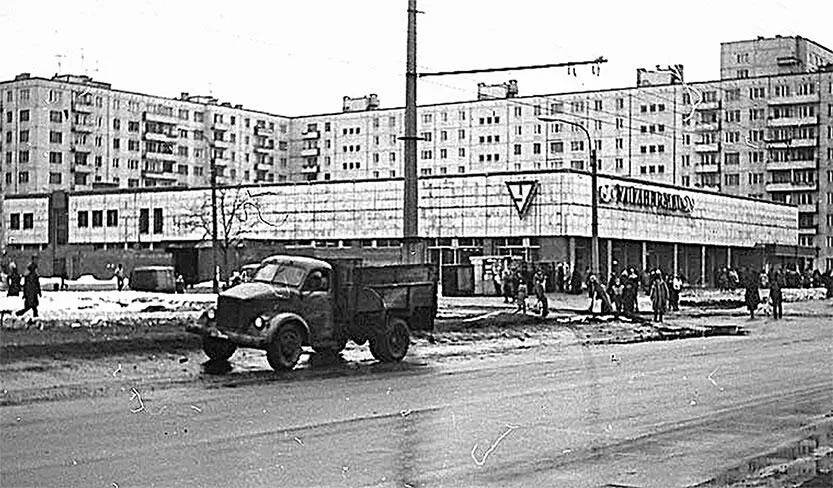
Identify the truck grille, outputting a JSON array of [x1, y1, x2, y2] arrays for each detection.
[[215, 296, 241, 331]]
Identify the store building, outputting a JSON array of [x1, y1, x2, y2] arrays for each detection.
[[3, 169, 807, 288]]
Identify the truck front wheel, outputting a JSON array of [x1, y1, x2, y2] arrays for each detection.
[[370, 318, 410, 362], [267, 324, 304, 371], [203, 336, 236, 361]]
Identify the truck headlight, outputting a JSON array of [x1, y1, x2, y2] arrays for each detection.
[[206, 308, 216, 320], [253, 316, 264, 329]]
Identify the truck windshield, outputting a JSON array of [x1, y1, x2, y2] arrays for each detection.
[[252, 263, 307, 287]]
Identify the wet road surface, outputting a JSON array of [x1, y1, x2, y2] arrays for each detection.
[[1, 315, 831, 487]]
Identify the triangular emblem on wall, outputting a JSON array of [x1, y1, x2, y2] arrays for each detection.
[[505, 180, 539, 218]]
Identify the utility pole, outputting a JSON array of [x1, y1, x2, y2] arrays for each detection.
[[209, 141, 219, 294], [401, 0, 420, 264]]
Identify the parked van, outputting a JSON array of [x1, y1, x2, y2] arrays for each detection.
[[130, 266, 176, 293]]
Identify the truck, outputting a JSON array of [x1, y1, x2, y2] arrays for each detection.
[[186, 255, 438, 371]]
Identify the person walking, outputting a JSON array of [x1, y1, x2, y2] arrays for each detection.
[[669, 273, 682, 311], [649, 271, 669, 322], [743, 268, 761, 319], [769, 268, 784, 319], [501, 262, 514, 304], [16, 263, 42, 318], [7, 262, 21, 297], [114, 264, 125, 291]]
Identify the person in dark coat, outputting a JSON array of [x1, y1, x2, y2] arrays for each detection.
[[555, 263, 564, 293], [7, 262, 22, 297], [16, 263, 42, 318], [769, 268, 784, 319], [649, 271, 669, 322], [743, 268, 761, 319], [570, 267, 584, 295]]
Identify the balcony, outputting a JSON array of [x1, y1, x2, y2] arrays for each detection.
[[767, 93, 820, 105], [144, 111, 179, 124], [256, 163, 272, 172], [211, 138, 230, 148], [765, 181, 818, 193], [798, 225, 818, 234], [143, 151, 177, 162], [765, 159, 817, 171], [301, 130, 320, 140], [71, 122, 95, 133], [767, 115, 818, 127], [765, 138, 817, 149], [254, 145, 272, 153], [70, 144, 93, 153], [300, 164, 320, 174], [797, 203, 818, 213], [255, 126, 274, 136], [211, 120, 231, 131], [141, 169, 179, 181], [300, 147, 320, 157], [143, 131, 178, 142], [694, 163, 720, 174], [71, 102, 94, 113], [694, 142, 720, 152], [71, 163, 92, 173], [694, 101, 721, 111], [694, 121, 720, 132]]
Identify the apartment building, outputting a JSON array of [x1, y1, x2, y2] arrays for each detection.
[[1, 35, 832, 269], [0, 73, 292, 194]]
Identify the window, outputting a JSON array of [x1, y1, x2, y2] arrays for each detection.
[[49, 172, 62, 184], [106, 210, 118, 227], [50, 110, 63, 123], [18, 171, 29, 183], [153, 208, 163, 234], [19, 110, 30, 122], [139, 209, 149, 234], [50, 131, 63, 143], [533, 143, 541, 154], [514, 144, 522, 155], [18, 151, 29, 164], [725, 174, 740, 186], [19, 130, 29, 143], [78, 211, 89, 228], [9, 213, 20, 230], [92, 210, 103, 227], [22, 213, 33, 230]]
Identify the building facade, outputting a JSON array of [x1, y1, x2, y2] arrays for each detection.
[[1, 36, 832, 270], [2, 169, 801, 287]]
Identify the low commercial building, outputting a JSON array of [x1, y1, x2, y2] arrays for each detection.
[[3, 169, 806, 289]]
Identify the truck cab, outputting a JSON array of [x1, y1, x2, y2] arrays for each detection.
[[187, 255, 438, 371]]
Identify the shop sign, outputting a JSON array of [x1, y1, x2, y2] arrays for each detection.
[[506, 180, 539, 218], [599, 184, 695, 213]]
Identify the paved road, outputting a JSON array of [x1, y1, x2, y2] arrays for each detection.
[[1, 314, 831, 487]]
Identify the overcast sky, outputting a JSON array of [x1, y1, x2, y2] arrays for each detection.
[[1, 1, 830, 116]]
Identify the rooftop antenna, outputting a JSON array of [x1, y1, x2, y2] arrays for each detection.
[[54, 54, 66, 74], [81, 48, 86, 75]]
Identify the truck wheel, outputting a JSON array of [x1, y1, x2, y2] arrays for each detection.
[[267, 324, 303, 371], [370, 318, 410, 362], [203, 336, 236, 361]]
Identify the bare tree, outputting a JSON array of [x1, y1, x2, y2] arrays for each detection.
[[179, 185, 286, 280]]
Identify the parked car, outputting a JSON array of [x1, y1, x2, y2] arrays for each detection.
[[186, 255, 438, 370], [130, 266, 176, 293]]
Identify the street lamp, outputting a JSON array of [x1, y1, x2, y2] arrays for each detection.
[[538, 116, 600, 278]]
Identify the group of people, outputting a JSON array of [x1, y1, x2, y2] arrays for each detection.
[[6, 261, 43, 318], [492, 259, 549, 316], [593, 267, 683, 322]]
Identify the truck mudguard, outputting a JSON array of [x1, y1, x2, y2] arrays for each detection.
[[264, 312, 311, 344]]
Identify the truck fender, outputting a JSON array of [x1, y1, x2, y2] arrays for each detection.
[[264, 312, 311, 344]]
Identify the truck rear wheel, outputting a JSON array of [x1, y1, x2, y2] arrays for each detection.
[[370, 318, 410, 362], [203, 336, 236, 361], [267, 324, 303, 371]]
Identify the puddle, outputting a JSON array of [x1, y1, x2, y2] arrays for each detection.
[[695, 420, 833, 487]]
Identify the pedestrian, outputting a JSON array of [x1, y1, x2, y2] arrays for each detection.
[[114, 263, 125, 291], [743, 268, 761, 319], [610, 275, 624, 317], [728, 268, 739, 290], [628, 268, 640, 313], [555, 263, 564, 293], [649, 271, 669, 322], [570, 267, 584, 295], [669, 273, 682, 311], [175, 274, 186, 294], [515, 279, 528, 314], [7, 262, 21, 297], [769, 268, 784, 319], [16, 263, 42, 318], [501, 261, 514, 304], [587, 274, 600, 314], [491, 261, 502, 297]]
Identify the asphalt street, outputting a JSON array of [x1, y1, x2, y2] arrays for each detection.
[[1, 314, 831, 487]]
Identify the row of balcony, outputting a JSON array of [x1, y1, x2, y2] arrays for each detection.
[[765, 181, 818, 192]]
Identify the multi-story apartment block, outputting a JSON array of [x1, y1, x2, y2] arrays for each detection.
[[0, 73, 292, 193], [1, 35, 833, 269]]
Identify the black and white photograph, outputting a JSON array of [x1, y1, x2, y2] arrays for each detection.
[[0, 1, 832, 486]]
